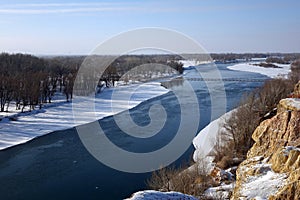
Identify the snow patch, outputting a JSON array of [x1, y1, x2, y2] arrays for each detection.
[[283, 146, 300, 156], [238, 158, 287, 200], [241, 170, 286, 199], [125, 190, 198, 200], [204, 183, 235, 199], [283, 98, 300, 110]]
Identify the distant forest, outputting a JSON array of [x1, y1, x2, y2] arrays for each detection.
[[1, 52, 300, 113]]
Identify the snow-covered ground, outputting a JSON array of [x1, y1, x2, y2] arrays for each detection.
[[227, 62, 291, 78], [125, 190, 198, 200], [0, 82, 168, 150]]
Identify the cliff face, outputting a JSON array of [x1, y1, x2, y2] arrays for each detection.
[[231, 98, 300, 199]]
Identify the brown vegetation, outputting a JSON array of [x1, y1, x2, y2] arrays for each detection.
[[217, 78, 294, 163], [290, 59, 300, 84], [146, 161, 216, 198], [253, 62, 282, 68], [265, 57, 289, 64]]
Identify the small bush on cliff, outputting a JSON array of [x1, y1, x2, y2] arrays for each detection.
[[223, 92, 259, 158], [256, 78, 294, 116]]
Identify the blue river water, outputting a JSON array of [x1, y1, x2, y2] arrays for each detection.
[[0, 63, 268, 200]]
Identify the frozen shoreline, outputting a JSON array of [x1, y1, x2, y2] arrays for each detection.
[[193, 110, 234, 163], [0, 82, 169, 150], [227, 62, 291, 78]]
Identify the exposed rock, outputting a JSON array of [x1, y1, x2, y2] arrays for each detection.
[[210, 167, 235, 184], [277, 98, 300, 113], [231, 98, 300, 199], [293, 81, 300, 98]]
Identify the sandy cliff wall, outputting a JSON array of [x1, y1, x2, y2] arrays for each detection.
[[231, 97, 300, 199]]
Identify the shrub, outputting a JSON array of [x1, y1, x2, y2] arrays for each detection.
[[146, 160, 215, 197], [146, 165, 178, 192]]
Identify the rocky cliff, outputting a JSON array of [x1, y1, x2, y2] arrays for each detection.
[[231, 97, 300, 199]]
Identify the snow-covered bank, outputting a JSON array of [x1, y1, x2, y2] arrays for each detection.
[[125, 190, 198, 200], [227, 62, 291, 78], [0, 82, 168, 150], [193, 110, 234, 163]]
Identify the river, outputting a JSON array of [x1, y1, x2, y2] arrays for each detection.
[[0, 62, 268, 200]]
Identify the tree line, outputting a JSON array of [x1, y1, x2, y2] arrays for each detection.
[[0, 53, 83, 112], [0, 53, 184, 112]]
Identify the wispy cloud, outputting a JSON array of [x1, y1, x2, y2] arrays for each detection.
[[1, 1, 285, 16], [0, 2, 140, 14], [3, 2, 133, 8]]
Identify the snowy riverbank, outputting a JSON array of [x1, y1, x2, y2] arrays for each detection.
[[126, 190, 198, 200], [192, 110, 234, 163], [227, 62, 291, 78], [0, 82, 168, 150]]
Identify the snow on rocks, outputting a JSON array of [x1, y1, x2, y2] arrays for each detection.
[[277, 98, 300, 114], [204, 183, 235, 199], [240, 169, 286, 199], [232, 155, 287, 200]]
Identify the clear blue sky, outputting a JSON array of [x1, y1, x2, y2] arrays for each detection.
[[0, 0, 299, 55]]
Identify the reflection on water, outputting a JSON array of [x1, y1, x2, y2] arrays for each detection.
[[161, 77, 184, 89]]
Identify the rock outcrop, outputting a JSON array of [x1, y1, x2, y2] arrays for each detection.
[[231, 98, 300, 199], [292, 81, 300, 98]]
